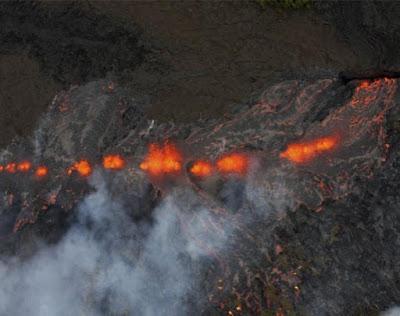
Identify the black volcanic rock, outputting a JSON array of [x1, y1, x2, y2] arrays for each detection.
[[0, 76, 399, 315]]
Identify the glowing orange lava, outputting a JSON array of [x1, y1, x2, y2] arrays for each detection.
[[280, 135, 338, 164], [68, 160, 92, 177], [103, 154, 125, 170], [190, 160, 213, 177], [140, 142, 182, 176], [17, 161, 32, 172], [5, 163, 17, 173], [216, 153, 248, 175], [35, 166, 48, 178]]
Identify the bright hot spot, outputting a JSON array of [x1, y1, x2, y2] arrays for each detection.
[[280, 135, 338, 164], [216, 153, 249, 175], [103, 154, 125, 170], [140, 142, 182, 176]]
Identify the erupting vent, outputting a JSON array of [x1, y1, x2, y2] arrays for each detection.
[[280, 136, 338, 164], [139, 142, 183, 176], [67, 160, 92, 177], [0, 76, 398, 316], [190, 160, 213, 177], [0, 134, 338, 180], [103, 155, 125, 170], [0, 78, 396, 237], [216, 153, 249, 175]]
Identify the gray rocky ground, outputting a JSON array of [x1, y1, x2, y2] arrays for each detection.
[[1, 1, 400, 315]]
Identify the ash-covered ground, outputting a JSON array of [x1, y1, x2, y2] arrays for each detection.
[[1, 2, 400, 316]]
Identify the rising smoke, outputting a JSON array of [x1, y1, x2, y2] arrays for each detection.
[[0, 168, 280, 315], [381, 307, 400, 316]]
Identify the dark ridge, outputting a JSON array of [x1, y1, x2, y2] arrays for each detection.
[[339, 70, 400, 84]]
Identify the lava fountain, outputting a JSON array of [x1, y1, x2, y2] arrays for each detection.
[[216, 153, 249, 175], [280, 135, 338, 164], [190, 160, 213, 177], [67, 160, 92, 177], [140, 142, 182, 176], [103, 154, 125, 170]]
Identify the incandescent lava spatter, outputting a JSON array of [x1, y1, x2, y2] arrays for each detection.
[[1, 77, 400, 315]]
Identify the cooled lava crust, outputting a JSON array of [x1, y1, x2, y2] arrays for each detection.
[[1, 78, 400, 315]]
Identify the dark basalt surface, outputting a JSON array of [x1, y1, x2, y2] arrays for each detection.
[[3, 1, 400, 146], [0, 76, 399, 315], [1, 1, 400, 316]]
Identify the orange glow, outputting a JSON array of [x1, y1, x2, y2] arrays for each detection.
[[280, 135, 338, 164], [140, 142, 182, 176], [350, 80, 381, 108], [68, 160, 92, 177], [0, 165, 3, 172], [190, 160, 213, 177], [17, 161, 32, 172], [35, 166, 48, 178], [103, 154, 125, 170], [216, 153, 248, 175], [5, 163, 17, 173]]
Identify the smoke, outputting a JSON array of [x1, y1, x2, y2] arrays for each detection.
[[381, 307, 400, 316], [0, 170, 250, 315]]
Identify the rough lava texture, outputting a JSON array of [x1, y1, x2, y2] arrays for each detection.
[[0, 77, 400, 315], [2, 1, 400, 315]]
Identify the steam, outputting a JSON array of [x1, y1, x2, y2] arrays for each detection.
[[0, 171, 240, 315], [381, 307, 400, 316]]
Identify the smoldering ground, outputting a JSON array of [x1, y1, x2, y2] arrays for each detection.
[[0, 168, 285, 316]]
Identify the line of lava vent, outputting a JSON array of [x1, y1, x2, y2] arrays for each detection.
[[0, 77, 399, 315]]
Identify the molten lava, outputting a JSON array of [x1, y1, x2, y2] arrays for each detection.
[[35, 166, 48, 178], [17, 161, 32, 172], [190, 160, 213, 177], [67, 160, 92, 177], [5, 163, 17, 173], [216, 153, 248, 175], [140, 142, 182, 176], [103, 154, 125, 170], [280, 135, 338, 164]]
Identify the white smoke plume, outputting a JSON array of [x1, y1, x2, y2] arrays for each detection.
[[381, 307, 400, 316], [0, 170, 246, 315]]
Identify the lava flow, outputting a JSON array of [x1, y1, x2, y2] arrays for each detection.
[[67, 160, 92, 177], [17, 161, 32, 172], [35, 166, 48, 178], [140, 142, 182, 176], [5, 163, 17, 173], [103, 154, 125, 170], [280, 135, 338, 164], [351, 80, 380, 108], [190, 160, 213, 177], [216, 153, 248, 175]]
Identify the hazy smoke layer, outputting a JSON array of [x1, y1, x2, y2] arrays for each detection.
[[0, 171, 237, 316], [382, 307, 400, 316]]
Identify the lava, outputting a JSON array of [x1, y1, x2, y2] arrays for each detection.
[[190, 160, 213, 177], [17, 161, 32, 172], [351, 80, 381, 108], [67, 160, 92, 177], [140, 142, 182, 176], [5, 163, 17, 173], [35, 166, 48, 178], [103, 154, 125, 170], [216, 153, 248, 175], [280, 135, 338, 164]]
